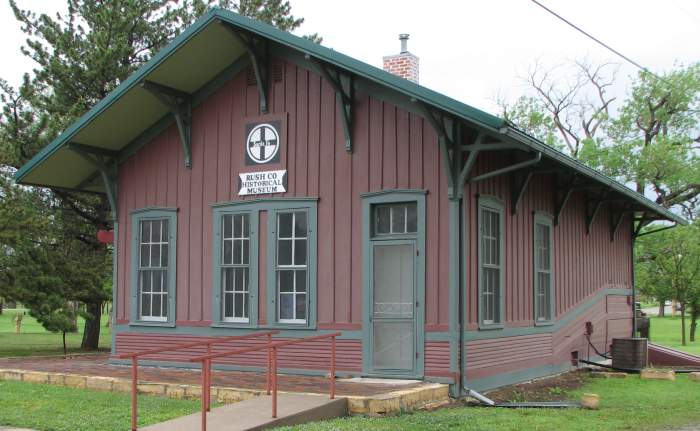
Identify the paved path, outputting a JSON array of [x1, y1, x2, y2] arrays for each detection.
[[141, 393, 347, 431], [0, 354, 420, 396]]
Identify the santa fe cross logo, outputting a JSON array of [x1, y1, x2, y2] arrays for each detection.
[[245, 121, 281, 165]]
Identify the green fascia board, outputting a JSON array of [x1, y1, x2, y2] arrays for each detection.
[[13, 8, 224, 183], [15, 8, 684, 226]]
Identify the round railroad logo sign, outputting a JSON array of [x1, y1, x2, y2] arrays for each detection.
[[246, 123, 280, 164]]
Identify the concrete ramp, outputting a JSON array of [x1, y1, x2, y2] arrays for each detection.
[[648, 343, 700, 368], [141, 393, 346, 431]]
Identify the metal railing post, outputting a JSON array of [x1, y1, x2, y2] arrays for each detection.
[[131, 356, 138, 431], [271, 346, 278, 418], [206, 344, 212, 412], [330, 336, 336, 399], [266, 333, 272, 395], [201, 359, 208, 431]]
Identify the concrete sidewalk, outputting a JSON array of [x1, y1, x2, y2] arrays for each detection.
[[141, 393, 347, 431]]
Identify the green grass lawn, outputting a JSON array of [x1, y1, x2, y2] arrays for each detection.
[[649, 315, 700, 356], [0, 308, 111, 357], [277, 375, 700, 431], [0, 380, 202, 431]]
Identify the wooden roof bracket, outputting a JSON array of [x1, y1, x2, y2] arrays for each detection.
[[609, 206, 629, 241], [141, 80, 192, 168], [67, 142, 118, 219], [553, 173, 578, 226], [585, 189, 609, 234], [511, 170, 534, 215], [469, 151, 542, 184], [222, 22, 270, 114], [414, 100, 460, 198], [634, 221, 678, 238], [309, 56, 354, 153]]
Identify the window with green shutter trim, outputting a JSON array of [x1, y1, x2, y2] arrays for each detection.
[[534, 213, 554, 324], [130, 208, 177, 327], [478, 197, 504, 328]]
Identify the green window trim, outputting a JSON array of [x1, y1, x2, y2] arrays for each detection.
[[361, 189, 427, 378], [533, 212, 555, 326], [211, 206, 259, 328], [477, 196, 505, 330], [210, 198, 318, 330], [129, 207, 178, 327]]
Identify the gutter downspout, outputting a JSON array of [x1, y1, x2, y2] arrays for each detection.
[[448, 196, 462, 397], [459, 198, 466, 394], [631, 221, 637, 337]]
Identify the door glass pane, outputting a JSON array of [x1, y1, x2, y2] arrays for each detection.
[[391, 205, 406, 233], [373, 321, 413, 370], [373, 244, 414, 318], [406, 204, 417, 233]]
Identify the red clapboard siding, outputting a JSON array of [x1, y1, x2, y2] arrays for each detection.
[[465, 293, 632, 381], [115, 333, 362, 372], [424, 341, 451, 377], [116, 58, 449, 328]]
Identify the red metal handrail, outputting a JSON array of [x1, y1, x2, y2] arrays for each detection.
[[190, 332, 342, 431], [115, 330, 279, 431]]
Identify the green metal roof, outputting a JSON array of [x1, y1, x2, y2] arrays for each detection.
[[14, 8, 684, 225]]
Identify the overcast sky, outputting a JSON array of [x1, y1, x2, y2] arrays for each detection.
[[2, 0, 699, 115]]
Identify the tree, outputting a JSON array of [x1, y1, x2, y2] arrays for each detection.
[[1, 0, 312, 348], [502, 60, 700, 220], [499, 59, 618, 158], [636, 223, 700, 345]]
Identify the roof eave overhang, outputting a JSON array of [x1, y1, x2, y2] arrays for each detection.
[[13, 8, 686, 226]]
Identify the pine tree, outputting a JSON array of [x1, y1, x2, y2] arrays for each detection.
[[1, 0, 311, 349]]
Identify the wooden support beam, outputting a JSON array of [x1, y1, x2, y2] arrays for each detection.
[[67, 142, 119, 159], [310, 57, 354, 152], [141, 80, 192, 168], [610, 207, 627, 241], [469, 151, 542, 184], [76, 170, 101, 190], [221, 23, 269, 113], [553, 174, 577, 226], [460, 142, 523, 152], [585, 189, 608, 234], [415, 101, 459, 197], [511, 170, 534, 215], [68, 145, 118, 219]]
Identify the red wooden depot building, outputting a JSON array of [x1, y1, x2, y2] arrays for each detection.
[[15, 9, 683, 394]]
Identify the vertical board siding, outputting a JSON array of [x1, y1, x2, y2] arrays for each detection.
[[115, 57, 633, 382], [463, 152, 632, 328], [462, 150, 633, 384], [116, 58, 446, 329]]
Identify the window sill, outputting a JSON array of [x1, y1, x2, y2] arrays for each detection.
[[261, 322, 316, 330], [534, 320, 554, 327], [478, 323, 504, 331], [210, 321, 256, 329], [129, 320, 176, 328]]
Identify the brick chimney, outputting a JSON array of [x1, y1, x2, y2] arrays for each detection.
[[382, 34, 419, 83]]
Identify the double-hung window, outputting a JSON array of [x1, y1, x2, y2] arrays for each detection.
[[276, 211, 308, 323], [534, 214, 554, 324], [212, 207, 258, 327], [478, 197, 504, 328], [131, 208, 177, 326], [211, 199, 317, 328], [221, 214, 250, 322]]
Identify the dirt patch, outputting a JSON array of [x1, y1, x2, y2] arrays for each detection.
[[480, 370, 588, 403]]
